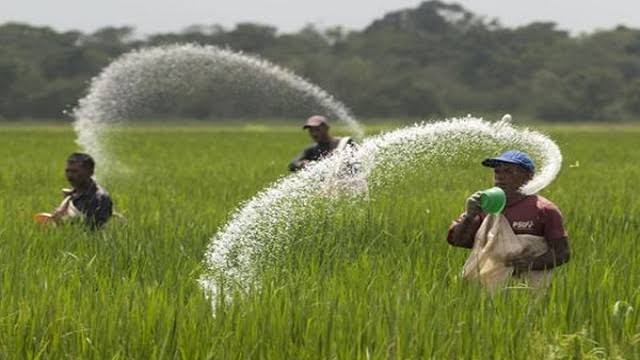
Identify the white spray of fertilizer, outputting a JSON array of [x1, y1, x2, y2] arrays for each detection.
[[72, 44, 363, 177], [68, 44, 562, 304], [200, 116, 563, 301]]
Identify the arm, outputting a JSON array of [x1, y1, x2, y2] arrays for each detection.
[[288, 149, 310, 172], [50, 196, 72, 223], [511, 236, 570, 271], [447, 192, 483, 248], [447, 213, 481, 248], [289, 159, 309, 172], [87, 195, 113, 229]]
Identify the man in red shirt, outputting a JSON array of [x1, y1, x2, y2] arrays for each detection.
[[447, 150, 570, 277]]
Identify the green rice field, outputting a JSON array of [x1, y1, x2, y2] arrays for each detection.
[[0, 123, 638, 359]]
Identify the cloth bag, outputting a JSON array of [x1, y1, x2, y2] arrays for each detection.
[[462, 214, 551, 292]]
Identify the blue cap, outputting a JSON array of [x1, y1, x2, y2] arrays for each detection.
[[482, 150, 535, 173]]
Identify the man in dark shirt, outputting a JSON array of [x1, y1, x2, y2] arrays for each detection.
[[288, 115, 354, 172], [50, 153, 113, 229], [447, 150, 570, 275]]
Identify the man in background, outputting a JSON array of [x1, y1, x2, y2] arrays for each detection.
[[288, 115, 354, 172]]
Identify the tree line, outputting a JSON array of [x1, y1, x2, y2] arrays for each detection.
[[2, 1, 640, 122]]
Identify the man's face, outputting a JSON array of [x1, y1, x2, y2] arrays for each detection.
[[493, 163, 532, 193], [65, 161, 92, 188], [307, 125, 329, 143]]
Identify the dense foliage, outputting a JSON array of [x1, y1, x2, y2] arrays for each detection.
[[2, 1, 640, 121]]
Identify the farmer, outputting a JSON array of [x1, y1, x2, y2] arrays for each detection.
[[447, 150, 570, 288], [47, 153, 113, 229], [288, 115, 354, 172]]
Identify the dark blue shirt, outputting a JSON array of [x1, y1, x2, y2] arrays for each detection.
[[69, 181, 113, 229], [289, 137, 354, 171]]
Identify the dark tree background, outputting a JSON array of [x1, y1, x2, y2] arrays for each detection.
[[1, 1, 640, 122]]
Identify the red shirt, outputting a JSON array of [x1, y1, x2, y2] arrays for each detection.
[[447, 195, 568, 248]]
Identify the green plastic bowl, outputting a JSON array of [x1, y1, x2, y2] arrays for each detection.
[[479, 187, 506, 214]]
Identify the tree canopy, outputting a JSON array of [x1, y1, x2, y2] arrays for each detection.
[[1, 1, 639, 122]]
